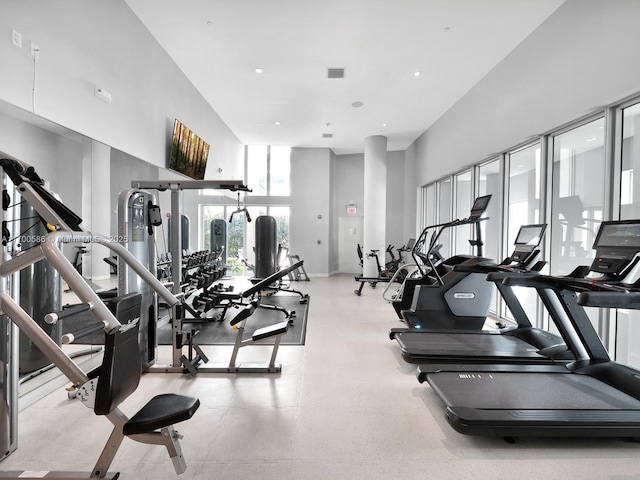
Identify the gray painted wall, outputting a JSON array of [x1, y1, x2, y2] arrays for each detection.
[[333, 150, 407, 273], [290, 148, 332, 276]]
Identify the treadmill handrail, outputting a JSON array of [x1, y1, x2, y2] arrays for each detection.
[[501, 272, 632, 293], [454, 262, 532, 275], [411, 216, 490, 282], [578, 291, 640, 308]]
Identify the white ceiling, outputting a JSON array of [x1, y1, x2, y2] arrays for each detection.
[[125, 0, 565, 155]]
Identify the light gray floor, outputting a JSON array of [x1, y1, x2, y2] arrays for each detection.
[[4, 274, 640, 479]]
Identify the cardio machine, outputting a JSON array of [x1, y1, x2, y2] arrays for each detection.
[[393, 195, 494, 330], [389, 224, 577, 365], [419, 219, 640, 440], [353, 240, 414, 295]]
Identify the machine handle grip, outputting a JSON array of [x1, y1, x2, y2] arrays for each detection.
[[62, 323, 105, 344], [45, 303, 93, 324]]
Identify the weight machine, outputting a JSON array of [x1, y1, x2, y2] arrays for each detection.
[[0, 157, 199, 478], [129, 180, 296, 375]]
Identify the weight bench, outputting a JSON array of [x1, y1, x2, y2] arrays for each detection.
[[179, 262, 306, 375], [89, 293, 200, 476], [192, 260, 307, 322]]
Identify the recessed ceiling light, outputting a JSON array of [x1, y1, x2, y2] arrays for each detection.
[[444, 26, 451, 31], [274, 121, 281, 126], [206, 20, 213, 26], [414, 71, 422, 77], [382, 123, 387, 127], [255, 68, 263, 74], [351, 101, 364, 108], [586, 137, 597, 142]]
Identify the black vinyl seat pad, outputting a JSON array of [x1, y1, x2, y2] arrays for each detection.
[[123, 394, 200, 436]]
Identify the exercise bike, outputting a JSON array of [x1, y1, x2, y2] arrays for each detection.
[[354, 245, 392, 295]]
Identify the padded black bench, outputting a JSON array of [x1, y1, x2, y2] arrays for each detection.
[[193, 260, 307, 322], [89, 293, 200, 476]]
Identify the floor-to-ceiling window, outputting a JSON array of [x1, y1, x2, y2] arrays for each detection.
[[549, 117, 606, 276], [615, 101, 640, 367], [453, 170, 472, 255], [200, 204, 246, 275], [200, 145, 291, 275], [247, 145, 291, 196], [549, 117, 607, 335], [436, 178, 452, 258], [477, 159, 502, 316], [422, 184, 436, 232], [505, 143, 543, 325]]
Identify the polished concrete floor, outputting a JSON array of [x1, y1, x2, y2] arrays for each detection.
[[3, 274, 640, 479]]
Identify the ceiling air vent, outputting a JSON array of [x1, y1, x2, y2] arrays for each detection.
[[322, 133, 333, 138], [327, 68, 345, 79]]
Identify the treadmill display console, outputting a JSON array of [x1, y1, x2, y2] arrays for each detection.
[[510, 224, 546, 263], [468, 195, 491, 222], [590, 220, 640, 276], [515, 224, 545, 247], [593, 221, 640, 249]]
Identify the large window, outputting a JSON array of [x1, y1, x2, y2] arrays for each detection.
[[270, 147, 291, 196], [550, 117, 605, 276], [203, 144, 291, 275], [507, 143, 542, 246], [247, 145, 268, 195], [549, 117, 606, 335], [505, 143, 543, 326], [453, 170, 472, 255], [421, 183, 436, 232], [436, 178, 452, 258], [201, 204, 245, 275], [246, 145, 291, 196], [478, 159, 502, 316], [202, 204, 290, 276], [616, 102, 640, 367]]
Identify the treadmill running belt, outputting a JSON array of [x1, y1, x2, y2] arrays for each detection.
[[398, 332, 541, 357], [395, 330, 566, 364], [427, 370, 640, 437], [428, 371, 640, 409]]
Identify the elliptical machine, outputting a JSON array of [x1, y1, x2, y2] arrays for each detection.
[[393, 195, 494, 330]]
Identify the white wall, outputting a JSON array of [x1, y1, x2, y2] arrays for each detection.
[[290, 148, 332, 276], [410, 0, 640, 188], [385, 150, 406, 250], [334, 153, 364, 273], [0, 0, 243, 178], [329, 149, 339, 275]]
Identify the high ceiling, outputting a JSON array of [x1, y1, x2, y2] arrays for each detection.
[[125, 0, 565, 155]]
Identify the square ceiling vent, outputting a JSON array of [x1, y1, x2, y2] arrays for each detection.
[[322, 133, 333, 138], [327, 68, 345, 79]]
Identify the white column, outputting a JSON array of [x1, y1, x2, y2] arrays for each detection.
[[363, 135, 387, 278], [81, 138, 111, 280]]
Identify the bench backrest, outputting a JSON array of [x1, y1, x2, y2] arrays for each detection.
[[94, 293, 142, 416]]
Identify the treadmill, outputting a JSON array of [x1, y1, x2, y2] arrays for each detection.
[[392, 195, 494, 330], [390, 224, 576, 365], [418, 219, 640, 439]]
